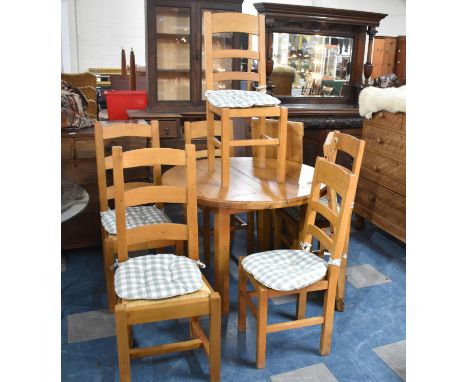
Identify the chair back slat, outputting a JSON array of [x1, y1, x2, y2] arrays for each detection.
[[323, 131, 365, 176], [212, 49, 260, 60], [94, 121, 161, 212], [121, 147, 187, 167], [112, 145, 199, 262], [210, 13, 260, 34], [124, 185, 187, 207], [126, 223, 189, 246], [204, 12, 266, 90]]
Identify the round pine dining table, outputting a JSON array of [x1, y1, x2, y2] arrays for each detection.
[[162, 157, 314, 315]]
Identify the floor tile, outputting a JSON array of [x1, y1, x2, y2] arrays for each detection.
[[373, 340, 406, 381], [67, 309, 115, 344], [347, 264, 391, 288], [270, 363, 339, 382], [61, 255, 66, 272]]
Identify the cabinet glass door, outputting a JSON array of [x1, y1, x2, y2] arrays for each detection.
[[156, 7, 191, 101]]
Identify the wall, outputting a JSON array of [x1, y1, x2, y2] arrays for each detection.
[[62, 0, 405, 73]]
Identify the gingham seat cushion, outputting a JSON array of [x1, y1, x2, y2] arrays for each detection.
[[100, 205, 171, 235], [114, 254, 203, 300], [242, 249, 328, 291], [205, 90, 281, 108]]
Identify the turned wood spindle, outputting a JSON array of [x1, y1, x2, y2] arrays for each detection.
[[129, 48, 136, 90], [363, 26, 377, 87], [121, 48, 127, 77]]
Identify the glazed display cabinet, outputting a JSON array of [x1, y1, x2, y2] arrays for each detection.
[[145, 0, 244, 113]]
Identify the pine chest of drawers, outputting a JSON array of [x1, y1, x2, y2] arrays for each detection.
[[354, 111, 406, 242]]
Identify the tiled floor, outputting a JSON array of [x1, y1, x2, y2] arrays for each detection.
[[61, 212, 406, 381]]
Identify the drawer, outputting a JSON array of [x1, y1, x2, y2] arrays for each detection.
[[364, 125, 405, 160], [159, 120, 178, 138], [368, 111, 404, 131], [361, 150, 405, 195], [61, 139, 74, 159], [62, 159, 98, 184], [75, 138, 96, 159], [355, 177, 405, 230]]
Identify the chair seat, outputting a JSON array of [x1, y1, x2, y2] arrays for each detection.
[[100, 205, 171, 235], [241, 249, 328, 291], [114, 254, 203, 300], [205, 90, 281, 108]]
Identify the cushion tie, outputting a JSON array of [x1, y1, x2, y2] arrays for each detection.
[[328, 258, 341, 267], [192, 259, 206, 269]]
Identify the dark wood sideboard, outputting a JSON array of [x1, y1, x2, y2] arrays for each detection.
[[61, 119, 180, 250]]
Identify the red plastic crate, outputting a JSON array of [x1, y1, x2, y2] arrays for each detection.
[[105, 90, 147, 120]]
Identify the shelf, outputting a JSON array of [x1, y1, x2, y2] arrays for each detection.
[[156, 33, 190, 39]]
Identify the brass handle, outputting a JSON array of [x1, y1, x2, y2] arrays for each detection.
[[376, 136, 383, 144]]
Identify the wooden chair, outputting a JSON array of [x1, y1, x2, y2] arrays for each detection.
[[61, 72, 98, 119], [273, 131, 365, 311], [251, 118, 304, 250], [184, 120, 255, 266], [238, 157, 359, 368], [204, 11, 288, 187], [111, 144, 221, 382], [94, 121, 182, 313]]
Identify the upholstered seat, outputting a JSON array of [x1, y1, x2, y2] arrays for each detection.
[[241, 249, 328, 291], [100, 205, 171, 235], [205, 90, 281, 108], [114, 254, 203, 300]]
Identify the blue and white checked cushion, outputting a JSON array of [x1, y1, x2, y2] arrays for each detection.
[[205, 90, 281, 108], [114, 254, 203, 300], [242, 249, 328, 291], [100, 205, 171, 235]]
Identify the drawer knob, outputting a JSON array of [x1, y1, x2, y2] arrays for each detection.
[[368, 194, 376, 202], [379, 112, 386, 119], [376, 136, 383, 144], [165, 127, 169, 133], [372, 164, 379, 172]]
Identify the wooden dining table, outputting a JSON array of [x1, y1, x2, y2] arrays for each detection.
[[162, 157, 314, 315]]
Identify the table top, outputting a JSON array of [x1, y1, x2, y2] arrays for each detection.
[[61, 181, 90, 223], [162, 157, 314, 210]]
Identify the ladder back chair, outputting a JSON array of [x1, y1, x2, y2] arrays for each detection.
[[251, 118, 304, 251], [184, 120, 255, 266], [112, 144, 221, 382], [273, 131, 365, 311], [94, 121, 182, 313], [238, 157, 359, 368], [204, 11, 288, 187]]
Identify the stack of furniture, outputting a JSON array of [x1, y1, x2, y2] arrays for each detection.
[[372, 36, 406, 83], [354, 111, 406, 242]]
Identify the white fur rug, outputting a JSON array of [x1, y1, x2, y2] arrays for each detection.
[[359, 85, 406, 119]]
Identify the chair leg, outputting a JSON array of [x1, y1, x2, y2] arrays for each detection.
[[103, 241, 116, 313], [296, 291, 307, 320], [276, 107, 288, 183], [319, 270, 339, 356], [209, 293, 221, 382], [238, 258, 247, 332], [115, 304, 131, 382], [175, 240, 184, 256], [247, 212, 255, 255], [273, 211, 282, 249], [335, 230, 349, 312], [221, 109, 231, 187], [256, 286, 268, 369], [127, 325, 133, 348], [203, 207, 211, 267]]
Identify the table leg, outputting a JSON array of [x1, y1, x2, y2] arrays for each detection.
[[257, 210, 272, 251], [214, 208, 231, 315]]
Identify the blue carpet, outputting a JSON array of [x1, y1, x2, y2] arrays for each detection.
[[61, 210, 405, 381]]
